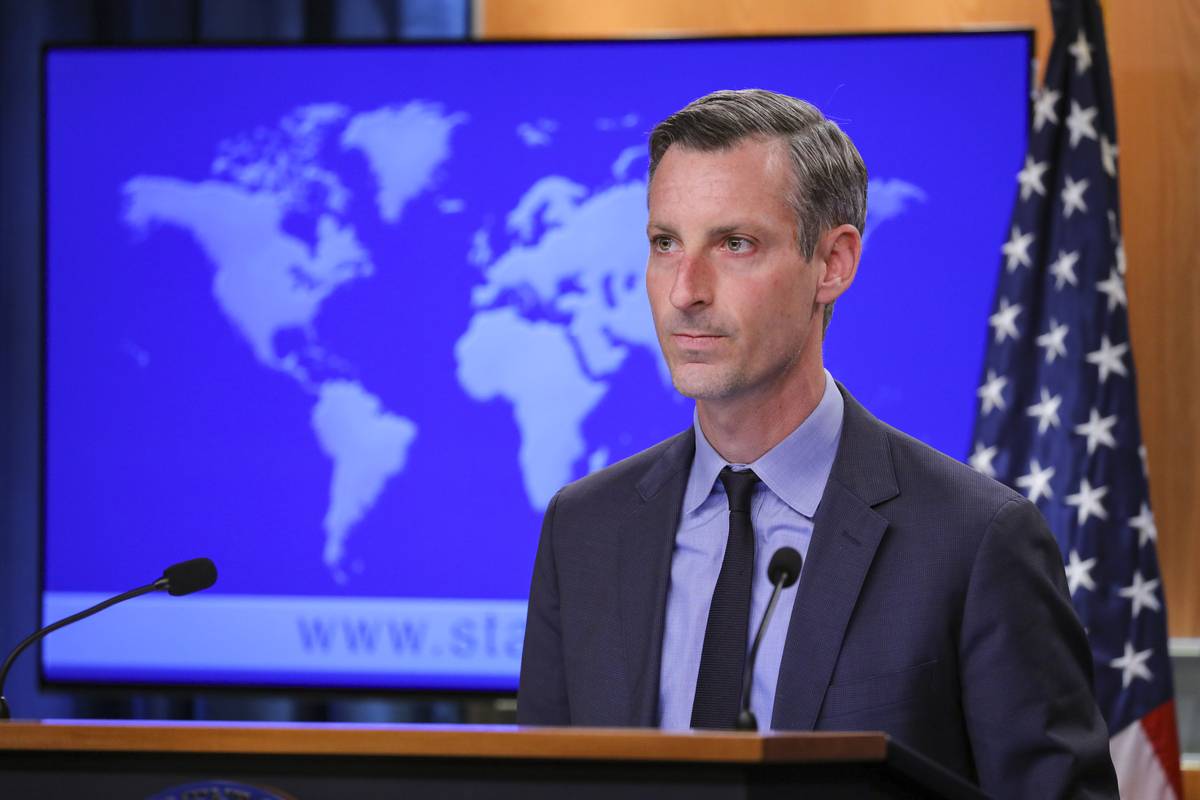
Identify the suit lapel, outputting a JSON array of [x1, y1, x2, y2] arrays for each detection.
[[618, 429, 694, 726], [771, 386, 899, 731]]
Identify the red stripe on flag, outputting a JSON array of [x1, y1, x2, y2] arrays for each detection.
[[1141, 700, 1183, 799]]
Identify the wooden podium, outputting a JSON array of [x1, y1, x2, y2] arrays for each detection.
[[0, 720, 986, 798]]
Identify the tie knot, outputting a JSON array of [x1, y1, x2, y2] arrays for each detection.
[[718, 467, 759, 513]]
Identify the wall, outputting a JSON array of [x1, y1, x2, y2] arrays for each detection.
[[478, 0, 1200, 640]]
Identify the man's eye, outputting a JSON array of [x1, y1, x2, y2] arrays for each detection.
[[653, 237, 675, 252], [726, 236, 750, 252]]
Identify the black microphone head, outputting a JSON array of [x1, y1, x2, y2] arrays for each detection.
[[767, 547, 802, 588], [161, 558, 218, 596]]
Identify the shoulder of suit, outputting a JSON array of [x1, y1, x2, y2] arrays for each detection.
[[555, 428, 692, 507], [869, 414, 1028, 521]]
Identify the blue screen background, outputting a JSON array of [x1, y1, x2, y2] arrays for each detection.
[[43, 35, 1027, 689]]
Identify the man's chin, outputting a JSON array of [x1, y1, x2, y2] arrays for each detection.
[[669, 367, 738, 401]]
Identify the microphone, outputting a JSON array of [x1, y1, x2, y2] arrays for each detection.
[[0, 558, 218, 720], [159, 557, 219, 596], [736, 546, 802, 731]]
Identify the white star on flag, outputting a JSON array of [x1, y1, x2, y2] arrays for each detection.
[[1066, 477, 1109, 525], [968, 442, 998, 478], [1074, 407, 1118, 455], [1069, 29, 1094, 74], [1129, 503, 1157, 548], [1001, 225, 1035, 272], [1061, 175, 1090, 218], [1016, 155, 1049, 201], [1095, 269, 1127, 311], [1033, 87, 1060, 132], [1100, 134, 1118, 177], [1036, 319, 1069, 363], [977, 370, 1008, 414], [1114, 239, 1126, 276], [1015, 458, 1055, 504], [1086, 335, 1129, 383], [1026, 388, 1063, 434], [1064, 548, 1097, 596], [1065, 101, 1099, 148], [1119, 571, 1162, 618], [1048, 249, 1080, 289], [988, 297, 1021, 343], [1110, 642, 1154, 688]]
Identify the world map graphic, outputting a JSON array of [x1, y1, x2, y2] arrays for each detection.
[[120, 99, 924, 583]]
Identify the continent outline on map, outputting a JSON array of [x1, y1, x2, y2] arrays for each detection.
[[122, 99, 468, 581]]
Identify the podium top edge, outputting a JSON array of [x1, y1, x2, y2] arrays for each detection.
[[0, 720, 890, 764]]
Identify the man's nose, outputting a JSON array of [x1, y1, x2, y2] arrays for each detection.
[[669, 252, 714, 310]]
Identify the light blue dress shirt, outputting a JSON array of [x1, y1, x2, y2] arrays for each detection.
[[658, 371, 844, 730]]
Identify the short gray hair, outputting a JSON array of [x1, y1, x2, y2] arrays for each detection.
[[648, 89, 868, 332]]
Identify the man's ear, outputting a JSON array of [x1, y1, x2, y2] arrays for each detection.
[[815, 224, 862, 306]]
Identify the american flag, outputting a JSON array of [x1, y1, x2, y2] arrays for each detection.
[[969, 0, 1183, 795]]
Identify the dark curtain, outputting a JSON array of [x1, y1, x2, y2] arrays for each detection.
[[0, 0, 482, 723]]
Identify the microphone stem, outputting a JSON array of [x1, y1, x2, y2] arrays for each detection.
[[0, 581, 162, 720], [736, 575, 787, 731]]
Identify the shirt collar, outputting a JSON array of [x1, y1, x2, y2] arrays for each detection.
[[682, 370, 845, 518]]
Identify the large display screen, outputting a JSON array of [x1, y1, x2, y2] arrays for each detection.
[[43, 34, 1029, 692]]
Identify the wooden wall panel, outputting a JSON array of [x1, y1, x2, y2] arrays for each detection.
[[1105, 0, 1200, 641], [479, 0, 1200, 637]]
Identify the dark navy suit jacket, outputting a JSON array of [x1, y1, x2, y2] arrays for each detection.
[[517, 385, 1118, 799]]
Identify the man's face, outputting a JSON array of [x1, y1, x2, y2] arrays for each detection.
[[646, 137, 823, 407]]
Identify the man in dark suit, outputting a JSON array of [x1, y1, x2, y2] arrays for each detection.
[[517, 89, 1117, 798]]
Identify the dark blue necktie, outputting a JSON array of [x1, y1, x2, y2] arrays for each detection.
[[690, 466, 759, 729]]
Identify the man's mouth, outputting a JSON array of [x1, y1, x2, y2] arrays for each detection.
[[671, 332, 725, 348]]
